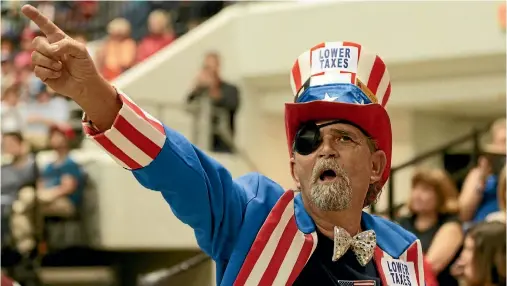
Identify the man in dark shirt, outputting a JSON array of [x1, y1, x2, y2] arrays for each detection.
[[294, 229, 381, 285], [186, 52, 240, 153]]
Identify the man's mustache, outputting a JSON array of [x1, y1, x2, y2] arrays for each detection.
[[311, 159, 347, 183]]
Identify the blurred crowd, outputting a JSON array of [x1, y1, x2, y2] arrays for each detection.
[[392, 118, 506, 286], [1, 1, 229, 151], [1, 0, 230, 147], [1, 2, 505, 286], [1, 1, 231, 284]]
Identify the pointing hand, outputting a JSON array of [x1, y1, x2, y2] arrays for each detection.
[[21, 4, 102, 100]]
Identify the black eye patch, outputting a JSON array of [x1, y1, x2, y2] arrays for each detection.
[[293, 120, 342, 155]]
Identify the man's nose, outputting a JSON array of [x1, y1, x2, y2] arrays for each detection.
[[317, 135, 338, 158]]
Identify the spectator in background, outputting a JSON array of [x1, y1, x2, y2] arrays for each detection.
[[2, 55, 16, 94], [452, 221, 506, 286], [486, 165, 506, 222], [96, 17, 137, 81], [1, 36, 15, 58], [74, 1, 99, 21], [1, 273, 21, 286], [13, 28, 45, 101], [186, 52, 240, 153], [22, 86, 69, 151], [53, 1, 100, 34], [1, 85, 24, 133], [14, 28, 36, 71], [1, 1, 26, 38], [1, 133, 38, 249], [36, 124, 85, 216], [17, 64, 43, 101], [398, 168, 463, 286], [11, 125, 85, 253], [136, 10, 175, 63], [459, 118, 506, 223], [489, 118, 506, 152]]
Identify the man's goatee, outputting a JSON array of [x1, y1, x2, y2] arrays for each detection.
[[309, 159, 352, 211]]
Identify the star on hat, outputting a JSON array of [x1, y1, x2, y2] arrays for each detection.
[[322, 93, 338, 102]]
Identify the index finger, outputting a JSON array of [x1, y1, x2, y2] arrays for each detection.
[[21, 5, 65, 41]]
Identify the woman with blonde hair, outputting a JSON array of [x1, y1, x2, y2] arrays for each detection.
[[398, 168, 463, 286], [96, 17, 137, 81], [452, 221, 506, 286]]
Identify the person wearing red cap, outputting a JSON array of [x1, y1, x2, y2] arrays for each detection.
[[34, 124, 83, 213], [23, 5, 426, 285], [10, 123, 85, 255], [1, 273, 21, 286]]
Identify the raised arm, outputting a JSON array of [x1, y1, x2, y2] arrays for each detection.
[[82, 91, 256, 259], [22, 4, 255, 260], [459, 157, 491, 222]]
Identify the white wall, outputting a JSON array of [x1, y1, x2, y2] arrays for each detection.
[[235, 1, 505, 77]]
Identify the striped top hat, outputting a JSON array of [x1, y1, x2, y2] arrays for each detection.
[[285, 41, 393, 186]]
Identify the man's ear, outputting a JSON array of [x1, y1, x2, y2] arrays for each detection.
[[370, 150, 387, 184], [290, 156, 301, 189]]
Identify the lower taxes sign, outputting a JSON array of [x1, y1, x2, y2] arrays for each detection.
[[380, 258, 418, 286], [311, 44, 359, 75]]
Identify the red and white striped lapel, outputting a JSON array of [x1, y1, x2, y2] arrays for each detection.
[[234, 191, 318, 286], [373, 246, 392, 286], [398, 240, 425, 286]]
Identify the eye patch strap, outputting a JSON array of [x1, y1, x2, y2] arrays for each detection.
[[293, 120, 372, 155], [293, 120, 343, 155]]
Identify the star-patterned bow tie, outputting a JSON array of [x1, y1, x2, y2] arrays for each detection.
[[332, 226, 376, 266]]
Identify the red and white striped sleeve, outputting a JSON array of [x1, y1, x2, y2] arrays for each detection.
[[82, 91, 167, 170]]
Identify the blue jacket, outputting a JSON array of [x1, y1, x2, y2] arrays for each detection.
[[83, 92, 426, 286]]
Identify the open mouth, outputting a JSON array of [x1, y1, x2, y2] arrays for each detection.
[[319, 169, 337, 182]]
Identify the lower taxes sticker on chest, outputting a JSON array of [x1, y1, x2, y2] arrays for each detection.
[[380, 258, 418, 286]]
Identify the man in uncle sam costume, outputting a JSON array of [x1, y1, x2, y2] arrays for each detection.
[[22, 4, 425, 285]]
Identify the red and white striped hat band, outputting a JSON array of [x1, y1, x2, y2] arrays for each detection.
[[289, 42, 392, 107]]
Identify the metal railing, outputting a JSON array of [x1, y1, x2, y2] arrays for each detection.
[[137, 253, 210, 286], [136, 95, 259, 172], [184, 93, 259, 172]]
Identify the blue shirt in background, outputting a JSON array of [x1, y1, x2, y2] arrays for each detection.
[[41, 156, 85, 207], [474, 174, 499, 222]]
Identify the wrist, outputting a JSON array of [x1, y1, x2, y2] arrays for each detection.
[[81, 76, 115, 99], [75, 76, 122, 132]]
